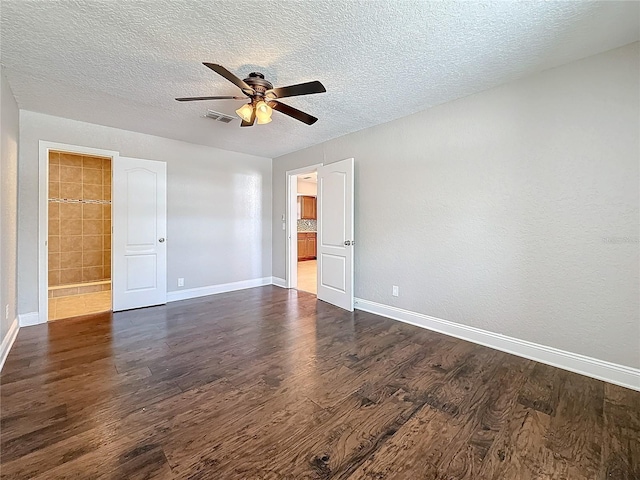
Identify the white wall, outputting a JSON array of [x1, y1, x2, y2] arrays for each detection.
[[1, 66, 19, 343], [272, 42, 640, 369], [297, 178, 317, 196], [18, 111, 272, 315]]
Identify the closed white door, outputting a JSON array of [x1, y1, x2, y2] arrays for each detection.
[[112, 156, 167, 311], [317, 158, 354, 311]]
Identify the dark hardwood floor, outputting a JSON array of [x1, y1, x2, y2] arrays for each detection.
[[1, 286, 638, 479]]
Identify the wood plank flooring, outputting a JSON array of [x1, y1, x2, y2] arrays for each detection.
[[1, 286, 638, 479]]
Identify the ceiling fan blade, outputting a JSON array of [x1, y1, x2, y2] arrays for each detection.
[[175, 96, 246, 102], [203, 63, 255, 95], [266, 80, 326, 99], [240, 109, 256, 127], [269, 101, 318, 125]]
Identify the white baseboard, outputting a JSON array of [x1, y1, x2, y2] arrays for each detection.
[[271, 277, 287, 288], [19, 312, 44, 327], [167, 277, 273, 303], [354, 298, 640, 392], [0, 318, 19, 371]]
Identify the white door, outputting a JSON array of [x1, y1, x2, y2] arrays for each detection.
[[317, 158, 354, 311], [112, 157, 167, 311]]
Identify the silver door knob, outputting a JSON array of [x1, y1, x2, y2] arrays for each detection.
[[344, 240, 351, 246], [159, 238, 165, 243]]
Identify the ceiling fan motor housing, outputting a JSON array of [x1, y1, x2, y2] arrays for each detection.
[[243, 72, 273, 98]]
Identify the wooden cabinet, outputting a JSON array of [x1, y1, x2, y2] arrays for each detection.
[[299, 196, 317, 220], [297, 232, 317, 261]]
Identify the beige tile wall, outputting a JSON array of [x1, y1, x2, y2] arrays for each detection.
[[48, 151, 112, 287]]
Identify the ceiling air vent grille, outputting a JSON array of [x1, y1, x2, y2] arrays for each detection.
[[205, 110, 235, 123]]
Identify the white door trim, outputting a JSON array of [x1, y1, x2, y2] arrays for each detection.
[[285, 164, 323, 289], [38, 141, 120, 324]]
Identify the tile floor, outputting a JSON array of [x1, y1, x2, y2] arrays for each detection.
[[48, 290, 112, 321], [297, 260, 317, 295]]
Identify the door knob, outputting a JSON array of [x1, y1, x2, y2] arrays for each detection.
[[344, 240, 351, 246], [159, 238, 165, 243]]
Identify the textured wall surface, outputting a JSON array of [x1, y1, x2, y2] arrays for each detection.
[[18, 112, 272, 314], [272, 43, 640, 368], [1, 1, 638, 157], [0, 66, 19, 340]]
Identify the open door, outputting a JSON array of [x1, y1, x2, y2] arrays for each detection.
[[316, 158, 354, 311], [112, 156, 167, 311]]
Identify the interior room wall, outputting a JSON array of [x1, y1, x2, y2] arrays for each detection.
[[272, 42, 640, 369], [0, 66, 19, 345], [18, 112, 273, 315]]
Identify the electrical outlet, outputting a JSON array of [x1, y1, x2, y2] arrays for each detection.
[[4, 304, 8, 320], [392, 285, 399, 297], [177, 278, 185, 287]]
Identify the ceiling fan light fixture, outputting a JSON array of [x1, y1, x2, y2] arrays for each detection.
[[255, 100, 273, 123], [235, 103, 254, 122], [177, 63, 325, 127]]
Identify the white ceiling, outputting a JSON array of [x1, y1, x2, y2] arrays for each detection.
[[1, 1, 638, 158]]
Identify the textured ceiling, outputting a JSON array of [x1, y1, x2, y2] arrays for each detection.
[[1, 1, 638, 158]]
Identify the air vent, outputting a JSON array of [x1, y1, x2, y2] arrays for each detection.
[[205, 110, 235, 124]]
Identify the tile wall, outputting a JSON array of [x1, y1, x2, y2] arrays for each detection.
[[48, 151, 112, 287]]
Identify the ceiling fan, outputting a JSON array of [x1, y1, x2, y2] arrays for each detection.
[[176, 63, 326, 127]]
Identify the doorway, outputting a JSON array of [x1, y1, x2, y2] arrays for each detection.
[[296, 171, 317, 294], [286, 164, 322, 294], [39, 143, 168, 324], [286, 159, 355, 310], [46, 149, 113, 321]]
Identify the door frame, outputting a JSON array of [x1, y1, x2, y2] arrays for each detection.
[[38, 141, 120, 324], [285, 163, 323, 289]]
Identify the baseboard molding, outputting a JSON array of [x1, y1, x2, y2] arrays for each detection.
[[19, 312, 44, 327], [167, 277, 273, 303], [271, 277, 287, 288], [354, 298, 640, 392], [0, 318, 19, 372]]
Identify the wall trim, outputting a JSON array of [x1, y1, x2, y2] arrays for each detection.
[[167, 277, 273, 303], [271, 277, 287, 288], [354, 298, 640, 392], [0, 319, 19, 371], [19, 312, 44, 327]]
